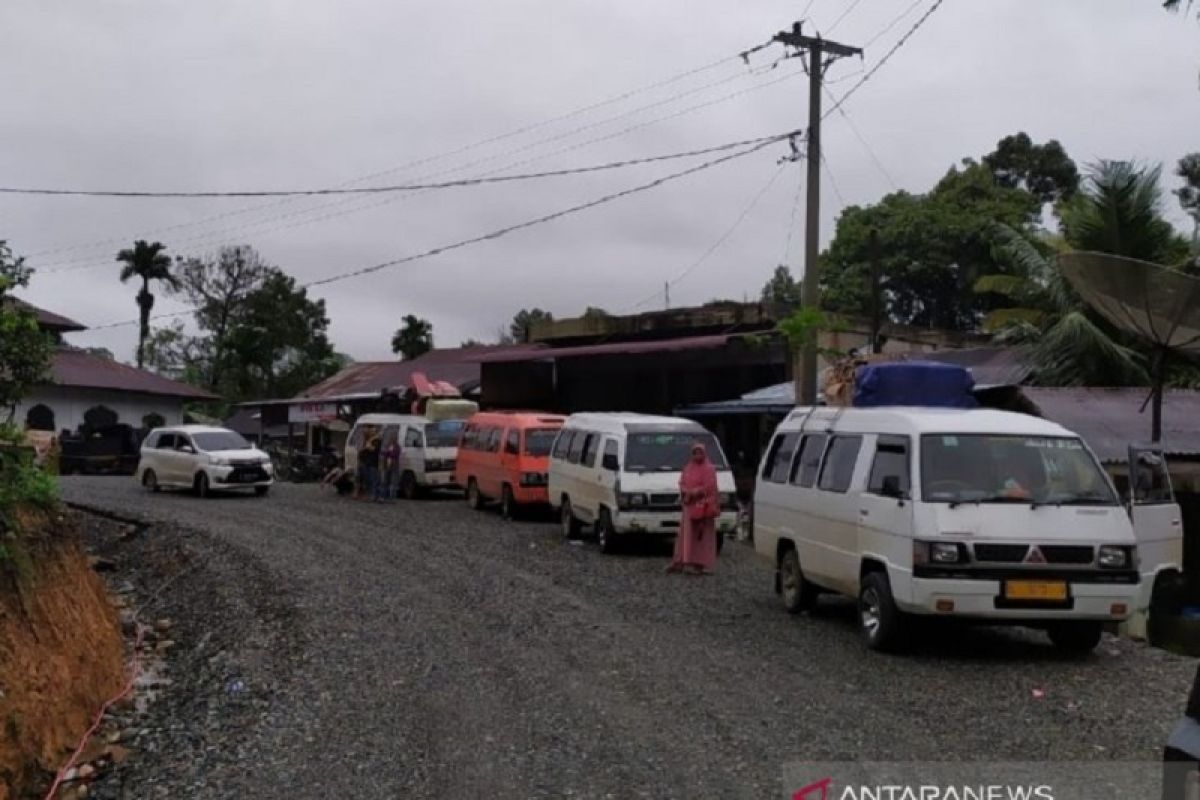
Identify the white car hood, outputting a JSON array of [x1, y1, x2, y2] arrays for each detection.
[[923, 503, 1134, 544]]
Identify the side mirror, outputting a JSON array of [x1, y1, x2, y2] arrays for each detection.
[[880, 475, 904, 499], [602, 453, 620, 472], [179, 444, 195, 454]]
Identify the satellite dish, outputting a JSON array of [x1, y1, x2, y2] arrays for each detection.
[[1058, 251, 1200, 442]]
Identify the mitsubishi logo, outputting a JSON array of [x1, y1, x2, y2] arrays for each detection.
[[1025, 546, 1047, 565]]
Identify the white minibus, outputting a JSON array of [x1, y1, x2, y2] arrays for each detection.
[[345, 413, 466, 498], [754, 406, 1143, 654]]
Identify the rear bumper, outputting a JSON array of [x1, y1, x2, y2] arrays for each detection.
[[512, 485, 550, 505]]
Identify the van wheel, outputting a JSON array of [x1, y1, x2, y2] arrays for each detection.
[[400, 471, 418, 501], [142, 469, 160, 493], [859, 571, 906, 652], [500, 485, 516, 520], [1047, 622, 1103, 655], [194, 472, 211, 499], [779, 549, 817, 614], [596, 507, 618, 554], [560, 498, 582, 540], [467, 479, 484, 510]]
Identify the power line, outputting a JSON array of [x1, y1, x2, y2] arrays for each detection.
[[864, 0, 926, 48], [823, 0, 946, 121], [826, 0, 866, 34], [2, 134, 788, 199], [821, 151, 847, 208], [21, 46, 768, 261], [822, 85, 898, 190], [86, 133, 795, 331], [38, 63, 805, 274], [625, 160, 789, 311], [780, 167, 805, 266]]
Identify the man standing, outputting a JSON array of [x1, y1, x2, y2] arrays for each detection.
[[380, 434, 402, 502], [1164, 664, 1200, 799]]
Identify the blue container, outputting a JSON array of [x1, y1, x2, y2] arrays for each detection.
[[853, 362, 977, 409]]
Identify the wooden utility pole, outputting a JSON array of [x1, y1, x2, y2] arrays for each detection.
[[774, 22, 861, 405]]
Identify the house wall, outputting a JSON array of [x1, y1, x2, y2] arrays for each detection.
[[14, 387, 186, 434]]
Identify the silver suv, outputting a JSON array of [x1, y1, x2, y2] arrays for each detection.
[[136, 425, 274, 497]]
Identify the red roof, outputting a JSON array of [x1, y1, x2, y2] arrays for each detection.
[[8, 297, 86, 333], [476, 334, 734, 363], [51, 349, 217, 400], [298, 344, 543, 400]]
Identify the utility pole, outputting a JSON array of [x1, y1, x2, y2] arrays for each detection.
[[664, 282, 670, 310], [774, 22, 861, 405], [868, 227, 882, 354]]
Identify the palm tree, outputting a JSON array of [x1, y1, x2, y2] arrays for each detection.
[[117, 240, 175, 369], [977, 161, 1188, 386]]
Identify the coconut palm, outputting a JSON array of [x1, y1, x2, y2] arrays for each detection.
[[117, 240, 175, 369], [977, 161, 1190, 386]]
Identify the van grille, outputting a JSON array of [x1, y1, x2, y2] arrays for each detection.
[[972, 543, 1096, 565], [649, 493, 680, 507]]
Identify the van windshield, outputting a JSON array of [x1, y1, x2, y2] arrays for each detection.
[[192, 431, 252, 452], [624, 431, 728, 473], [424, 420, 465, 448], [525, 428, 559, 456], [920, 434, 1117, 506]]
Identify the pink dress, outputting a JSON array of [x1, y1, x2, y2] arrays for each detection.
[[669, 455, 719, 574]]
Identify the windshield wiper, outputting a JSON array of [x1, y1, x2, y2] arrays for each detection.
[[1031, 493, 1114, 509], [948, 494, 1033, 509]]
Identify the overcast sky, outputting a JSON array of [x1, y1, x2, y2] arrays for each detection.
[[2, 0, 1198, 363]]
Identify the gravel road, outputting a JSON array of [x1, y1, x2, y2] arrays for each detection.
[[62, 476, 1197, 799]]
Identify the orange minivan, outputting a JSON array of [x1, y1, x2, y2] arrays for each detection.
[[456, 412, 566, 517]]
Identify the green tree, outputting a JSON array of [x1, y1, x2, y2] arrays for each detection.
[[981, 132, 1080, 204], [507, 308, 553, 343], [1174, 152, 1200, 245], [116, 240, 175, 369], [821, 161, 1042, 331], [391, 315, 433, 360], [0, 242, 53, 422], [760, 264, 802, 306]]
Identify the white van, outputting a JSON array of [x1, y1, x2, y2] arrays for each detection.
[[345, 414, 466, 498], [548, 413, 739, 553], [753, 406, 1143, 654]]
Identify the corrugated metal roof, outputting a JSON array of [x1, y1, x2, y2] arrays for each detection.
[[50, 348, 217, 399], [1020, 387, 1200, 462], [8, 298, 86, 333], [477, 334, 733, 363], [918, 346, 1032, 389], [298, 344, 542, 400]]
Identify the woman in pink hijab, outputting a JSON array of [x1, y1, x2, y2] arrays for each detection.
[[667, 442, 720, 574]]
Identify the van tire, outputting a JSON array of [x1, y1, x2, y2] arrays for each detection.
[[500, 484, 515, 520], [779, 548, 817, 614], [859, 571, 906, 652], [467, 479, 484, 510], [400, 471, 418, 501], [142, 469, 160, 493], [1047, 622, 1103, 655], [560, 498, 582, 540], [194, 472, 211, 499], [596, 507, 618, 554]]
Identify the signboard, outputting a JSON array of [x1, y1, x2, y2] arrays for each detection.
[[288, 402, 338, 424]]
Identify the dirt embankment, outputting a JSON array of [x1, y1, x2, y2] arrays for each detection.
[[0, 508, 124, 800]]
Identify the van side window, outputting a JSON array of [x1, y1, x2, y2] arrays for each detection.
[[143, 431, 161, 449], [603, 438, 618, 468], [175, 434, 195, 452], [505, 429, 519, 455], [552, 430, 574, 460], [156, 433, 176, 449], [349, 426, 365, 449], [762, 433, 800, 483], [868, 435, 910, 495], [404, 427, 423, 448], [791, 434, 828, 487], [581, 433, 600, 468], [462, 424, 477, 450], [567, 431, 588, 464], [485, 428, 501, 453], [818, 435, 864, 493]]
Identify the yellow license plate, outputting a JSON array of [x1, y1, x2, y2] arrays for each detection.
[[1004, 580, 1068, 601]]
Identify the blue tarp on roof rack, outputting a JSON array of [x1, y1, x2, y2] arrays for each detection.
[[853, 362, 977, 408]]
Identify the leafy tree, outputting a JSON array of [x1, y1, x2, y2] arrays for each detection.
[[0, 242, 53, 422], [1174, 152, 1200, 244], [222, 271, 341, 400], [821, 161, 1042, 331], [507, 308, 553, 343], [982, 132, 1080, 205], [116, 240, 175, 369], [760, 265, 802, 306], [461, 338, 485, 348], [392, 315, 434, 360]]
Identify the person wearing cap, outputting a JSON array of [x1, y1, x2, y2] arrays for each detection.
[[1164, 664, 1200, 799]]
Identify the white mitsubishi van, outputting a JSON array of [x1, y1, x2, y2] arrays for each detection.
[[345, 414, 466, 498], [548, 413, 739, 553], [753, 406, 1142, 654]]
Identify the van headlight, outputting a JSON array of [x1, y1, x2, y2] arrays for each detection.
[[914, 540, 966, 565], [618, 492, 647, 510], [1098, 545, 1133, 569], [209, 456, 231, 467]]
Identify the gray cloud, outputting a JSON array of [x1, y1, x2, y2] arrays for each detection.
[[2, 0, 1198, 362]]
